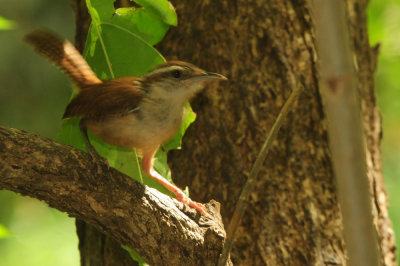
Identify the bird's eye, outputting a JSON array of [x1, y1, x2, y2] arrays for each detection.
[[171, 70, 182, 78]]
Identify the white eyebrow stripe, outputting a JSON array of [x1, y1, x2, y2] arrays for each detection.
[[147, 65, 189, 76]]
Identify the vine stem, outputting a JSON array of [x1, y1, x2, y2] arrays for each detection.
[[217, 72, 302, 266]]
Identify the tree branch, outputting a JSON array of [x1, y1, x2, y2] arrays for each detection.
[[313, 1, 380, 265], [0, 126, 229, 266]]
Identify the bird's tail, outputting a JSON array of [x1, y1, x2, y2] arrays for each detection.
[[24, 30, 101, 89]]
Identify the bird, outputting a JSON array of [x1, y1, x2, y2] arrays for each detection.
[[25, 30, 227, 214]]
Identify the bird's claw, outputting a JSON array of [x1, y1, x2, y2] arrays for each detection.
[[176, 191, 206, 215]]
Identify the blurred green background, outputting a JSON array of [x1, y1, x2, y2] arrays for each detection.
[[0, 0, 399, 265], [0, 0, 78, 265]]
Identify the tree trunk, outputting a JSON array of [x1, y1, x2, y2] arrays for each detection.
[[157, 0, 396, 265], [69, 0, 396, 265], [70, 1, 137, 265]]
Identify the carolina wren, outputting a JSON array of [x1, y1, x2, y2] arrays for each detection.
[[25, 30, 226, 214]]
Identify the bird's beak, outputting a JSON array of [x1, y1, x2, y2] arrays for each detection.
[[204, 72, 228, 80], [183, 71, 227, 85]]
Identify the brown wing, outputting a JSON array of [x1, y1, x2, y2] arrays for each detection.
[[25, 30, 101, 88], [63, 77, 144, 119]]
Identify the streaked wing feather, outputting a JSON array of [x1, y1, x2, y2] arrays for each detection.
[[63, 77, 143, 119]]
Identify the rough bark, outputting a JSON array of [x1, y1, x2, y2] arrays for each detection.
[[0, 126, 227, 266], [156, 0, 396, 265], [347, 2, 396, 265]]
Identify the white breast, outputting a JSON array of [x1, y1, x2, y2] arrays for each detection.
[[86, 98, 185, 155]]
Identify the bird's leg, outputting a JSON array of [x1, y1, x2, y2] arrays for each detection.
[[79, 119, 109, 166], [141, 153, 205, 215]]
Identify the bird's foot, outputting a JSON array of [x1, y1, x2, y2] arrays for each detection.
[[175, 190, 206, 215]]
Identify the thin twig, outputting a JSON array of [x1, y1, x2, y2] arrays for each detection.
[[217, 72, 302, 266]]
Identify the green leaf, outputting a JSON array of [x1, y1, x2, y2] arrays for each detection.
[[86, 0, 115, 23], [56, 118, 87, 152], [122, 245, 149, 266], [113, 8, 169, 45], [0, 16, 15, 30], [83, 22, 165, 78], [163, 104, 196, 151], [0, 224, 11, 239], [133, 0, 177, 26]]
